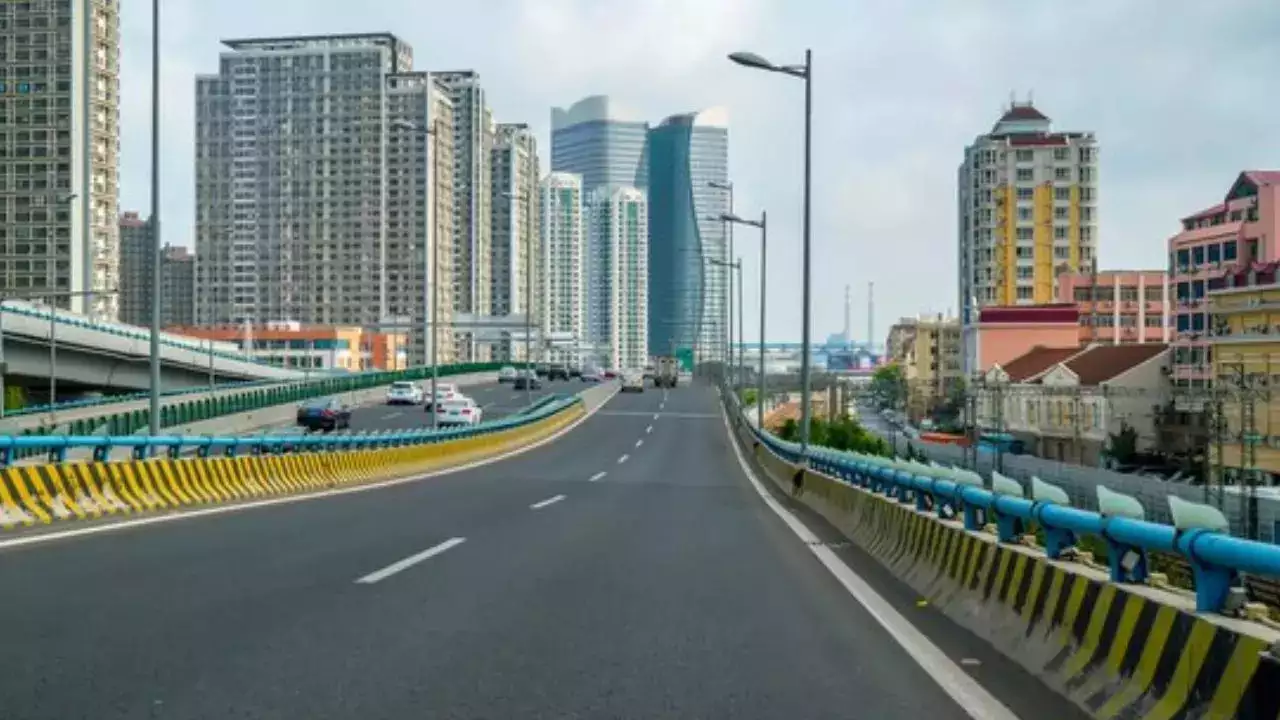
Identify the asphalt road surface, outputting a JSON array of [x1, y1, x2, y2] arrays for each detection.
[[0, 381, 1081, 719]]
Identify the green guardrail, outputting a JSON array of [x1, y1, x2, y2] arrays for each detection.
[[6, 362, 504, 462]]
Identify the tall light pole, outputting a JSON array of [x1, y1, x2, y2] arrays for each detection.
[[503, 188, 533, 406], [148, 0, 162, 439], [708, 181, 734, 385], [722, 211, 767, 427], [392, 118, 440, 427], [729, 48, 813, 459]]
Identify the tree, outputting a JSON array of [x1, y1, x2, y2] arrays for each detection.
[[1107, 423, 1139, 465], [778, 418, 799, 442], [871, 363, 907, 409]]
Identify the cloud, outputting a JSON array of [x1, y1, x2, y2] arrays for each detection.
[[115, 0, 1280, 345]]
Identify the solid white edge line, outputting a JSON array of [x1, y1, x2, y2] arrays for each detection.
[[635, 439, 644, 448], [617, 454, 629, 464], [529, 494, 567, 510], [588, 471, 607, 482], [355, 536, 466, 584], [0, 386, 622, 553], [719, 408, 1020, 720]]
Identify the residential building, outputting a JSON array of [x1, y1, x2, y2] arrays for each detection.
[[978, 343, 1169, 465], [959, 102, 1098, 374], [540, 172, 586, 366], [1057, 269, 1169, 344], [646, 108, 729, 364], [118, 212, 152, 325], [435, 71, 495, 361], [586, 185, 649, 370], [195, 33, 415, 328], [551, 95, 649, 194], [1169, 171, 1280, 392], [159, 245, 195, 328], [385, 71, 457, 365], [1207, 262, 1280, 484], [490, 122, 540, 360], [0, 1, 120, 317], [884, 314, 962, 422], [118, 212, 196, 329], [170, 322, 408, 372], [969, 304, 1081, 374]]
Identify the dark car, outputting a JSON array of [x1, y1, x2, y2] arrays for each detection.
[[534, 363, 550, 378], [547, 363, 570, 381], [513, 369, 542, 390], [296, 397, 352, 432], [569, 366, 583, 378]]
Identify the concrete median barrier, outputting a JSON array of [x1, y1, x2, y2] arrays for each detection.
[[0, 396, 585, 530], [729, 408, 1280, 720]]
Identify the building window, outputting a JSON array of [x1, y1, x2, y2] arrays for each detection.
[[1015, 149, 1034, 162], [1054, 187, 1070, 201], [1055, 167, 1071, 181], [1016, 187, 1034, 200], [1054, 226, 1068, 240], [1016, 286, 1033, 300], [1016, 168, 1033, 182], [1224, 241, 1238, 261]]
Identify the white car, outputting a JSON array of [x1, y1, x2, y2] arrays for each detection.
[[435, 398, 482, 427], [424, 383, 461, 409], [621, 371, 645, 393], [385, 381, 423, 405], [498, 366, 518, 383]]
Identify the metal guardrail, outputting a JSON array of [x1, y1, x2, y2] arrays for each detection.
[[731, 394, 1280, 616], [0, 393, 581, 465], [3, 362, 505, 462]]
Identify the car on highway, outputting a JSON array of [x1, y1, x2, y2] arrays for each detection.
[[384, 381, 424, 405], [621, 370, 645, 393], [581, 368, 604, 383], [498, 366, 518, 383], [423, 382, 460, 410], [547, 363, 570, 381], [513, 369, 542, 390], [296, 397, 352, 432], [434, 398, 482, 427]]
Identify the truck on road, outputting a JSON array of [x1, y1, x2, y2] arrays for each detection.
[[652, 356, 679, 388]]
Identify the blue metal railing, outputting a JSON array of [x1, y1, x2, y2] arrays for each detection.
[[735, 401, 1280, 616], [0, 394, 580, 466]]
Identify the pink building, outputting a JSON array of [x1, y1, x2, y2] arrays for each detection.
[[1056, 270, 1170, 345], [1169, 171, 1280, 389], [969, 304, 1081, 374]]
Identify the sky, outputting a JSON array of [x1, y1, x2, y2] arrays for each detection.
[[117, 0, 1280, 348]]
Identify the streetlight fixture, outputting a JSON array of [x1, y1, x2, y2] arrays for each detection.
[[391, 117, 441, 428], [707, 181, 734, 384], [729, 48, 814, 459], [721, 211, 768, 428], [708, 256, 744, 400]]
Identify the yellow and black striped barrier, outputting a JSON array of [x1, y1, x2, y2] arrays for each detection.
[[736, 417, 1280, 720], [0, 400, 584, 529]]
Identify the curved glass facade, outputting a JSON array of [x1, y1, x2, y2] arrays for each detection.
[[646, 114, 729, 361]]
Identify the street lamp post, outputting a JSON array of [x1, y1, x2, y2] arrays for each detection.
[[392, 118, 440, 428], [708, 258, 742, 400], [729, 48, 813, 459], [148, 0, 162, 439], [708, 181, 734, 386], [721, 211, 767, 427], [503, 189, 533, 407]]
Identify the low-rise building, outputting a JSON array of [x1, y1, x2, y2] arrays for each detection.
[[976, 343, 1169, 465], [1207, 263, 1280, 484], [1057, 269, 1169, 345], [885, 314, 962, 422], [963, 304, 1081, 376], [168, 323, 408, 372]]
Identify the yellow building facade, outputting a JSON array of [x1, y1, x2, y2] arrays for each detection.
[[1208, 283, 1280, 479]]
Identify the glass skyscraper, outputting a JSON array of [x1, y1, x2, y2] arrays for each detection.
[[645, 109, 730, 364], [551, 95, 649, 194]]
